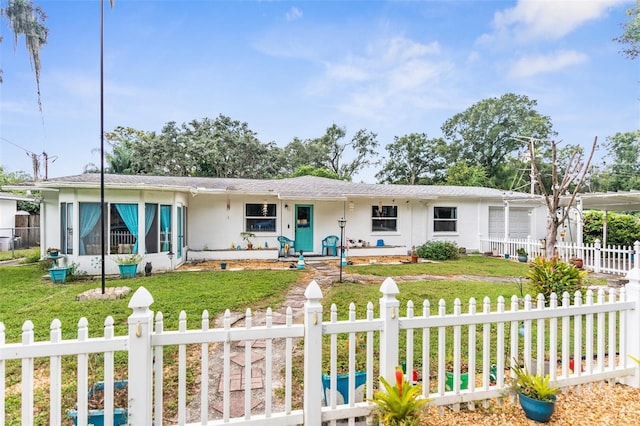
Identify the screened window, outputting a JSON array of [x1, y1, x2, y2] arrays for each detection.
[[160, 205, 172, 252], [79, 202, 103, 255], [60, 202, 73, 255], [110, 204, 138, 254], [434, 207, 457, 232], [245, 203, 276, 232], [145, 204, 159, 254], [371, 205, 397, 232]]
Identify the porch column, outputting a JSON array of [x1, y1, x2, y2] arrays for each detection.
[[503, 201, 510, 257], [576, 200, 584, 257]]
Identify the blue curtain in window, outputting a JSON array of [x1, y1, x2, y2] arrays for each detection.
[[144, 204, 157, 254], [160, 205, 171, 252], [115, 204, 139, 254], [79, 203, 101, 255]]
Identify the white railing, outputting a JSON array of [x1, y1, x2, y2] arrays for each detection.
[[481, 239, 639, 276], [2, 266, 640, 425]]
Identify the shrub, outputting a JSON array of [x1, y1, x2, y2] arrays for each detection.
[[415, 241, 459, 261], [525, 257, 585, 304]]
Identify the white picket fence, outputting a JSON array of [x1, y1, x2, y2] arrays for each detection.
[[2, 267, 640, 425], [481, 238, 639, 276]]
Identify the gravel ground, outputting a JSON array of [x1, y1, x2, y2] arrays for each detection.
[[426, 383, 640, 425]]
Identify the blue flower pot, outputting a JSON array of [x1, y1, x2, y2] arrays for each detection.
[[518, 392, 556, 423], [49, 267, 68, 283], [118, 264, 138, 279], [68, 380, 128, 425]]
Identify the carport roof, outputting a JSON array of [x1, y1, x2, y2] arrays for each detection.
[[570, 190, 640, 212]]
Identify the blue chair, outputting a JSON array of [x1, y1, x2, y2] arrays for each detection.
[[322, 235, 339, 256], [277, 236, 295, 257]]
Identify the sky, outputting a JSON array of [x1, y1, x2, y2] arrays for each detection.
[[1, 0, 638, 183]]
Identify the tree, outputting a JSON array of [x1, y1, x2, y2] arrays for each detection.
[[443, 161, 491, 187], [1, 0, 48, 111], [441, 93, 554, 188], [308, 124, 379, 180], [100, 126, 144, 174], [98, 116, 286, 179], [376, 133, 448, 185], [0, 166, 38, 213], [614, 0, 640, 60], [530, 137, 598, 259], [601, 130, 640, 191], [289, 165, 341, 180]]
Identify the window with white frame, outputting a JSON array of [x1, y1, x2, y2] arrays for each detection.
[[110, 203, 138, 254], [246, 203, 276, 232], [60, 202, 73, 255], [79, 202, 103, 255], [433, 206, 457, 232], [371, 205, 397, 232]]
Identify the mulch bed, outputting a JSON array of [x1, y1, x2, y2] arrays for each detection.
[[426, 383, 640, 425]]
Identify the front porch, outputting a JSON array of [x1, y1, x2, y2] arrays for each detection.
[[187, 245, 409, 262]]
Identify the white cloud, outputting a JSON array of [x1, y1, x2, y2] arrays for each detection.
[[313, 36, 452, 119], [509, 50, 588, 78], [325, 62, 370, 82], [285, 7, 303, 22], [379, 37, 440, 62], [481, 0, 628, 44]]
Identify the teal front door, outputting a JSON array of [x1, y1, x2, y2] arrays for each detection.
[[295, 204, 314, 253]]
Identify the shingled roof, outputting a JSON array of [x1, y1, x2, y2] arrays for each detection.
[[8, 173, 538, 202]]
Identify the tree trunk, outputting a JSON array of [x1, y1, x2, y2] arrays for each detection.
[[545, 218, 558, 259]]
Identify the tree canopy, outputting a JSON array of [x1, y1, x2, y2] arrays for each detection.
[[615, 0, 640, 60], [441, 93, 554, 188], [97, 117, 378, 181], [376, 133, 447, 185]]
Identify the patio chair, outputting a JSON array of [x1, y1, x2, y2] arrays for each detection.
[[277, 236, 295, 257], [322, 235, 340, 256]]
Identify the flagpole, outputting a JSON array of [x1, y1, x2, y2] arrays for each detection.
[[100, 0, 106, 294]]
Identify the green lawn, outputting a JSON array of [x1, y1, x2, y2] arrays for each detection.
[[345, 255, 531, 277], [0, 264, 301, 342]]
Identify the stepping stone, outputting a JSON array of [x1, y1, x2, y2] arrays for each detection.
[[231, 352, 265, 367], [252, 339, 267, 348], [271, 312, 289, 324], [212, 393, 262, 417], [236, 340, 266, 348], [218, 369, 264, 392], [283, 300, 305, 309]]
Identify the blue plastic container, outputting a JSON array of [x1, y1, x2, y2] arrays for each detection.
[[68, 380, 128, 426]]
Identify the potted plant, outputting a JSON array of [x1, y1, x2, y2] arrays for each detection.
[[47, 247, 60, 257], [510, 361, 560, 423], [68, 380, 128, 425], [369, 366, 430, 426], [569, 258, 584, 269], [516, 248, 528, 263], [114, 253, 143, 278], [410, 246, 419, 263], [240, 231, 256, 250]]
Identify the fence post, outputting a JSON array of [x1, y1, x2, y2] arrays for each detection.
[[303, 280, 323, 426], [379, 277, 400, 383], [624, 241, 640, 388], [127, 287, 155, 425], [594, 239, 601, 273]]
